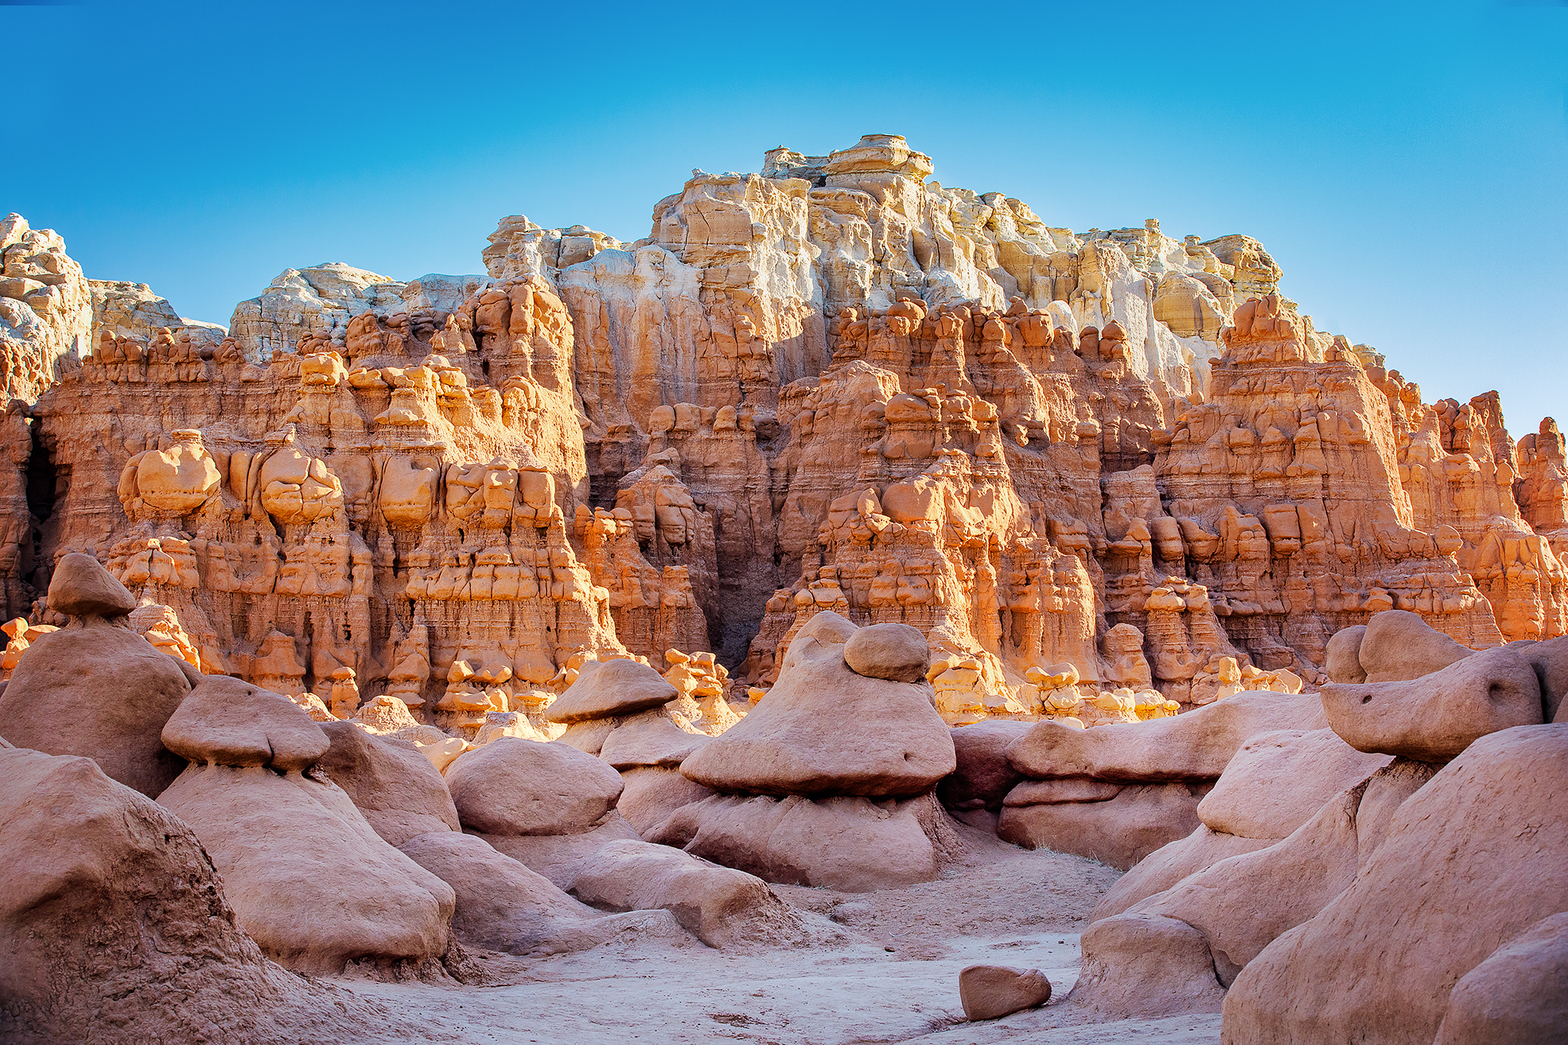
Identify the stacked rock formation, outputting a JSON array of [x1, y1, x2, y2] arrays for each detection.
[[0, 135, 1563, 734], [649, 613, 963, 890], [1061, 609, 1568, 1038]]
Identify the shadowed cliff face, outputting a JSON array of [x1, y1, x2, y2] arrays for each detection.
[[0, 135, 1562, 733]]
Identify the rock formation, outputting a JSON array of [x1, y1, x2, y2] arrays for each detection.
[[0, 136, 1561, 726]]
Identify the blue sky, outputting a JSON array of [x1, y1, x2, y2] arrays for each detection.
[[5, 1, 1566, 433]]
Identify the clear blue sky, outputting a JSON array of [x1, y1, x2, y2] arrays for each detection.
[[5, 1, 1565, 434]]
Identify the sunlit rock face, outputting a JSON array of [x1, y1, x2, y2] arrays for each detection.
[[0, 134, 1562, 726]]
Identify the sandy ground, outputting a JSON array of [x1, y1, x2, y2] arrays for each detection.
[[337, 824, 1222, 1045]]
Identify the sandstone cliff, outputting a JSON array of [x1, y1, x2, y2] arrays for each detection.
[[1, 135, 1562, 728]]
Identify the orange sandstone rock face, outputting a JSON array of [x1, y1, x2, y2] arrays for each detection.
[[0, 135, 1563, 723]]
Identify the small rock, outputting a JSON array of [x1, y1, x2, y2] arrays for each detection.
[[843, 622, 928, 682], [959, 964, 1051, 1020]]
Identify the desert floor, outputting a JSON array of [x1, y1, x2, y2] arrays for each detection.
[[336, 823, 1223, 1045]]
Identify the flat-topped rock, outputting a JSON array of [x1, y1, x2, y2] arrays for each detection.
[[1006, 691, 1327, 783], [47, 553, 136, 618], [161, 675, 329, 771], [543, 659, 677, 724], [1320, 646, 1543, 761]]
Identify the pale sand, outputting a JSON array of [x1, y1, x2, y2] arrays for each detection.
[[336, 824, 1222, 1044]]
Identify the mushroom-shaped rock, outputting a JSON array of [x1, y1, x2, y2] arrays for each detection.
[[0, 746, 386, 1043], [959, 965, 1052, 1021], [161, 675, 329, 771], [543, 658, 678, 724], [843, 622, 929, 682], [1320, 646, 1544, 761], [0, 572, 193, 797], [47, 552, 137, 617], [1356, 609, 1473, 683], [445, 738, 624, 835], [316, 722, 461, 846], [680, 619, 955, 798], [157, 763, 456, 974], [650, 791, 959, 891]]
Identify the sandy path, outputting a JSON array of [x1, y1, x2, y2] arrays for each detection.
[[337, 826, 1221, 1045]]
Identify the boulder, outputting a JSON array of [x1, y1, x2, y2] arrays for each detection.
[[1322, 624, 1367, 682], [0, 615, 191, 797], [157, 764, 456, 974], [1320, 645, 1543, 761], [1070, 911, 1227, 1019], [0, 746, 389, 1044], [1432, 911, 1568, 1045], [842, 622, 929, 682], [45, 551, 137, 617], [680, 617, 955, 798], [1222, 724, 1568, 1045], [445, 737, 624, 836], [937, 720, 1031, 810], [997, 781, 1207, 870], [1355, 608, 1473, 682], [316, 721, 461, 846], [161, 674, 329, 771], [1005, 691, 1325, 782], [398, 831, 684, 956], [1194, 728, 1390, 840], [543, 658, 677, 724], [649, 792, 961, 891], [482, 814, 805, 948], [599, 710, 710, 769], [959, 965, 1052, 1021]]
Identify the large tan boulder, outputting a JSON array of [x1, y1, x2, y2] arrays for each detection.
[[398, 831, 684, 956], [158, 764, 456, 974], [543, 658, 677, 724], [161, 674, 328, 771], [598, 710, 710, 768], [1355, 608, 1474, 682], [0, 746, 394, 1044], [1193, 728, 1390, 840], [483, 813, 806, 948], [1222, 724, 1568, 1044], [0, 555, 194, 796], [1005, 691, 1325, 782], [445, 737, 624, 836], [316, 721, 461, 846], [680, 614, 954, 798], [649, 792, 961, 891], [1320, 645, 1543, 761]]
